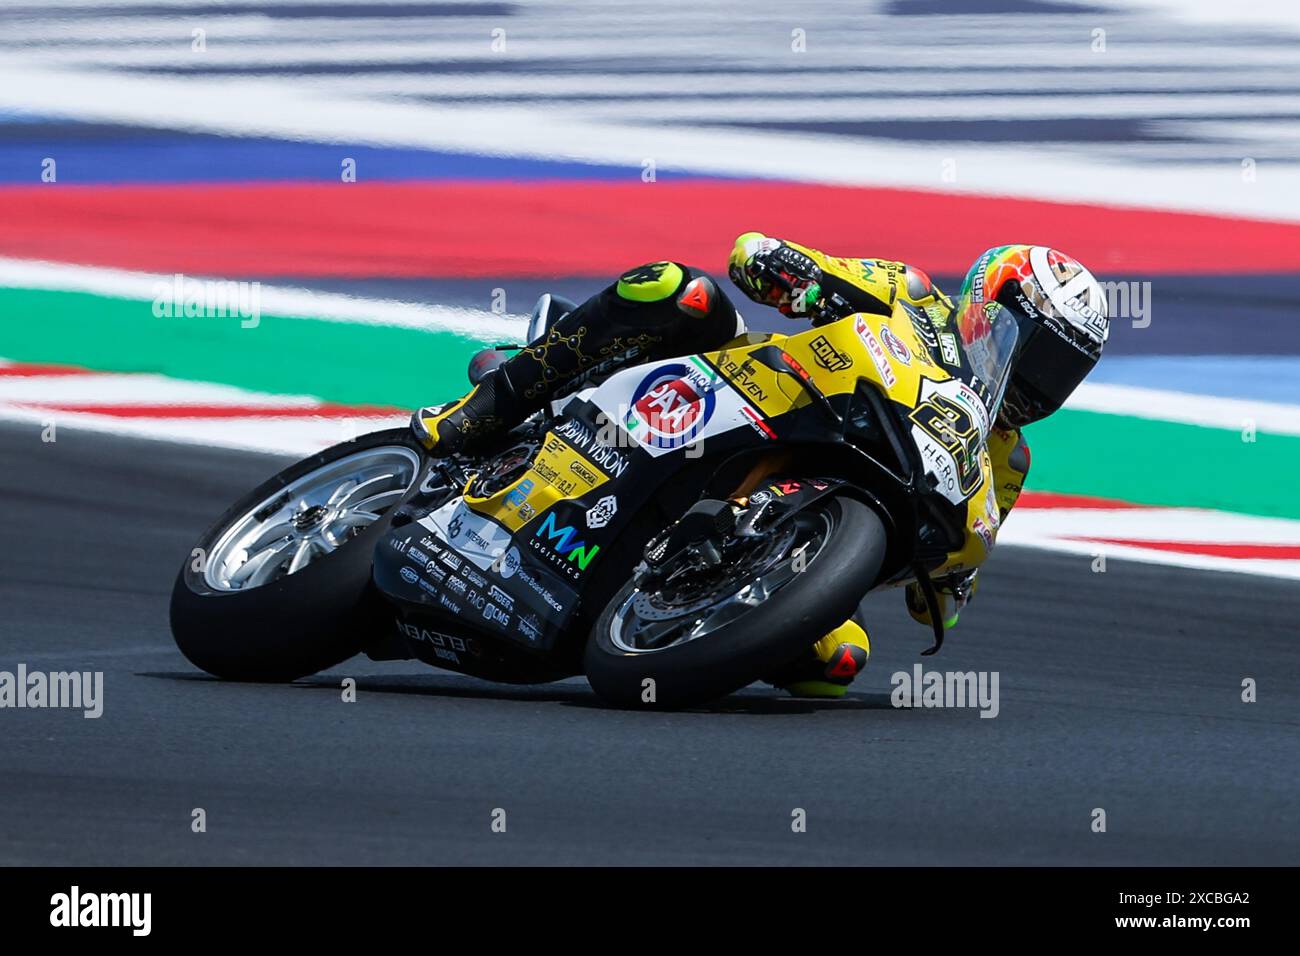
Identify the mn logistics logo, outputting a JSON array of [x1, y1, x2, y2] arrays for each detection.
[[531, 512, 599, 578], [50, 886, 151, 936]]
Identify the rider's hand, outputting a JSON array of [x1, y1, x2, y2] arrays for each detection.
[[728, 233, 824, 317]]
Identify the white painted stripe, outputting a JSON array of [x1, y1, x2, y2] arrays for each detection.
[[0, 372, 325, 407], [999, 536, 1300, 581], [17, 37, 1300, 69], [2, 65, 1299, 220], [302, 67, 1300, 99], [0, 258, 529, 341], [574, 92, 1300, 123], [1005, 504, 1300, 544], [1066, 383, 1300, 436], [0, 402, 409, 456], [999, 505, 1300, 581]]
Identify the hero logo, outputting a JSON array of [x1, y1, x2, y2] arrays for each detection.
[[625, 363, 716, 449], [533, 512, 600, 575], [585, 494, 618, 529]]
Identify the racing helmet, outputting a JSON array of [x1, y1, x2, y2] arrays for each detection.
[[956, 244, 1110, 429]]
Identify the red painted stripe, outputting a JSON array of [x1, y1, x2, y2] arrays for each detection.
[[15, 402, 403, 419], [2, 181, 1299, 278], [1075, 536, 1300, 560], [0, 362, 96, 377], [1018, 491, 1145, 509]]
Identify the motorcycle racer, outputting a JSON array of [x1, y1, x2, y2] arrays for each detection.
[[412, 235, 1110, 698]]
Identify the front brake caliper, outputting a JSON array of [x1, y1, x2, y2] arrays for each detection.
[[643, 499, 737, 567]]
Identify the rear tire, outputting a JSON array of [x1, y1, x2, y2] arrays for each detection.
[[169, 429, 423, 682], [585, 495, 885, 709]]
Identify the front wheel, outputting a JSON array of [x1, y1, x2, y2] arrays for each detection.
[[585, 495, 886, 709], [169, 428, 424, 681]]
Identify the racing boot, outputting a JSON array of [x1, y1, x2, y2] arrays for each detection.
[[412, 261, 741, 456], [768, 619, 871, 699], [412, 369, 523, 457]]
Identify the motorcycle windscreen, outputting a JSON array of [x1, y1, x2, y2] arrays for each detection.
[[954, 295, 1020, 421]]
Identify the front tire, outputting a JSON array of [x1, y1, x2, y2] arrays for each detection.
[[170, 429, 424, 681], [585, 495, 886, 709]]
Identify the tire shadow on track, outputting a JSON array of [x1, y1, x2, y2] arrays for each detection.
[[136, 669, 896, 714]]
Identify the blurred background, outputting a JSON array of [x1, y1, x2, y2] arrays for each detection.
[[2, 0, 1299, 575]]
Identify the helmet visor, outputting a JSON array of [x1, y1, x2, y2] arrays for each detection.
[[954, 294, 1021, 421], [1007, 319, 1099, 420]]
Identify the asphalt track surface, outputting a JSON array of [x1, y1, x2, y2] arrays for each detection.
[[1, 420, 1297, 866]]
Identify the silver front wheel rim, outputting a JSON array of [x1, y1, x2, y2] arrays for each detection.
[[203, 445, 421, 592]]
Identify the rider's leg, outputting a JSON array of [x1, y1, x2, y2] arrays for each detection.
[[414, 261, 743, 454], [767, 618, 871, 699]]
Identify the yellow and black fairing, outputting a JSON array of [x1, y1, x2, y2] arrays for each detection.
[[686, 298, 1011, 607], [378, 292, 1007, 680]]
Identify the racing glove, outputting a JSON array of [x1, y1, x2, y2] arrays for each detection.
[[728, 232, 825, 317], [905, 570, 978, 630]]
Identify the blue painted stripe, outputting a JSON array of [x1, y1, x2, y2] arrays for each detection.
[[0, 125, 724, 185], [1088, 355, 1300, 405]]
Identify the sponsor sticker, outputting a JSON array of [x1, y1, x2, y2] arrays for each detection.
[[809, 334, 853, 372], [939, 332, 961, 366], [855, 316, 898, 389], [421, 501, 513, 571], [586, 494, 618, 529], [879, 325, 912, 365], [553, 417, 630, 478], [488, 584, 515, 612], [532, 512, 600, 578], [517, 613, 543, 643], [625, 362, 717, 450]]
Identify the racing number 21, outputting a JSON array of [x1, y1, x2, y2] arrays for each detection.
[[909, 393, 983, 497]]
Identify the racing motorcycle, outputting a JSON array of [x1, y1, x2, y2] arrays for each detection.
[[170, 288, 1017, 708]]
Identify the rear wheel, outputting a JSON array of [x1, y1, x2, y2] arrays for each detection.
[[169, 429, 424, 681], [585, 495, 886, 708]]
